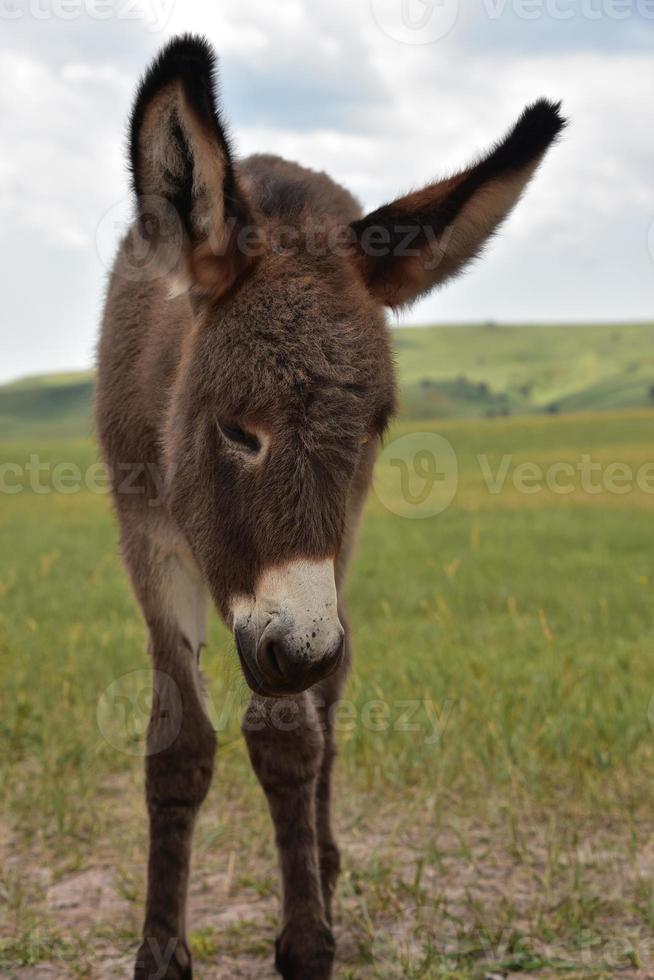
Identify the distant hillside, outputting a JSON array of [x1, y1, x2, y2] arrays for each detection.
[[396, 322, 654, 419], [0, 372, 94, 439], [1, 323, 653, 438]]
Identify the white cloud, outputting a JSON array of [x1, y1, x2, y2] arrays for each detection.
[[0, 49, 129, 250], [0, 1, 652, 382]]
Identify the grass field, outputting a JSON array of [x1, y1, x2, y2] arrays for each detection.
[[2, 329, 654, 977]]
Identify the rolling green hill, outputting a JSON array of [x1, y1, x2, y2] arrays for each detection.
[[1, 323, 653, 438], [0, 371, 95, 440], [396, 321, 654, 418]]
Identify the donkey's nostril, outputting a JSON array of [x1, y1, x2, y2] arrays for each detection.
[[252, 627, 344, 695], [260, 638, 286, 681], [257, 636, 307, 689]]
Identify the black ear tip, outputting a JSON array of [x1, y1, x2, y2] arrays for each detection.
[[128, 33, 221, 197], [521, 97, 568, 142], [482, 97, 566, 176], [153, 33, 213, 60], [494, 97, 567, 170], [132, 34, 218, 116], [152, 33, 216, 73]]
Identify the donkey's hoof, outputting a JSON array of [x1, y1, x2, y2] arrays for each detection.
[[134, 939, 192, 980], [274, 921, 335, 979]]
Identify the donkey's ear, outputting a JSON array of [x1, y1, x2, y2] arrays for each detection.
[[129, 34, 259, 299], [349, 100, 566, 308]]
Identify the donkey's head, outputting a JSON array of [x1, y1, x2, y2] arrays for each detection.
[[128, 35, 564, 697]]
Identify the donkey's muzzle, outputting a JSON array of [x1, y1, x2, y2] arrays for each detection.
[[235, 622, 345, 697]]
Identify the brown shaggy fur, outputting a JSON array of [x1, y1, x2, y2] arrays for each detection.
[[95, 34, 564, 980]]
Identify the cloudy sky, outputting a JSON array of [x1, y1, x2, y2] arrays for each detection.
[[1, 0, 653, 383]]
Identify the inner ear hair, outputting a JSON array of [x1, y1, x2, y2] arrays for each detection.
[[128, 34, 261, 300], [349, 99, 566, 309]]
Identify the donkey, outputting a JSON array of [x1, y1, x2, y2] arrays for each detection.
[[96, 34, 564, 980]]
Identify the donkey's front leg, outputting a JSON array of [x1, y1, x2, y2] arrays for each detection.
[[243, 694, 334, 980], [313, 664, 349, 924], [135, 625, 216, 980]]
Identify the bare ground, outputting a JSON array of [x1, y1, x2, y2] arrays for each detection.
[[3, 778, 654, 979]]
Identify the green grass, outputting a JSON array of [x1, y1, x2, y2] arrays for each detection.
[[2, 326, 654, 975], [2, 405, 654, 976]]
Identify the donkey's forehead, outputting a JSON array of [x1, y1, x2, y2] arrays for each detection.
[[194, 263, 389, 402], [212, 249, 380, 343]]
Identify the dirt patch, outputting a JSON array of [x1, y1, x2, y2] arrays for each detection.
[[3, 793, 654, 979], [47, 869, 132, 930]]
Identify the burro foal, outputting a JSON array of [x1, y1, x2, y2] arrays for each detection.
[[96, 34, 565, 980]]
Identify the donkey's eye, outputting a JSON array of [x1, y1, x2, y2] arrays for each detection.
[[217, 419, 261, 453]]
